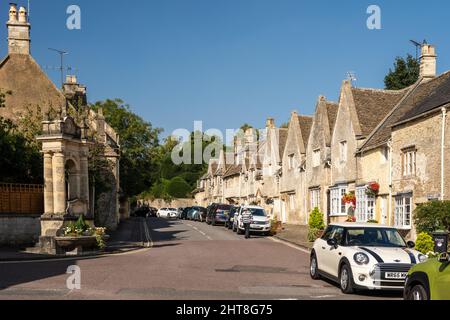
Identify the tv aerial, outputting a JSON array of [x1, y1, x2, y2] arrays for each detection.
[[410, 39, 427, 61], [46, 48, 77, 88], [346, 71, 357, 87]]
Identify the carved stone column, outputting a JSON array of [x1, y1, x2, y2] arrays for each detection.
[[52, 152, 66, 215], [43, 152, 54, 215]]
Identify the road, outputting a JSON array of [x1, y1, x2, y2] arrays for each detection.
[[0, 218, 401, 300]]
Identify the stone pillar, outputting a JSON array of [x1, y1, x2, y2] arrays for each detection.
[[80, 154, 90, 216], [52, 152, 67, 215], [43, 153, 54, 215]]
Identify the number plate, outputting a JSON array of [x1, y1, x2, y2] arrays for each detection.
[[385, 272, 408, 280]]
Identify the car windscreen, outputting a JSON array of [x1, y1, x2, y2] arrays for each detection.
[[345, 228, 407, 248], [246, 208, 266, 217]]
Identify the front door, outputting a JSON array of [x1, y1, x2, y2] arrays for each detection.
[[380, 197, 387, 225]]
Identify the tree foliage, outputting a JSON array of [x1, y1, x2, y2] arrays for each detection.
[[90, 99, 162, 198], [0, 117, 43, 184], [384, 54, 420, 90], [414, 201, 450, 234]]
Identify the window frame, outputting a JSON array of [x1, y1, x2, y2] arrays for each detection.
[[330, 185, 348, 216], [355, 186, 376, 223], [394, 194, 413, 230]]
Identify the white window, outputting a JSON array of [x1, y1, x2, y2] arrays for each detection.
[[402, 147, 416, 176], [355, 187, 375, 222], [310, 189, 321, 211], [381, 146, 390, 164], [395, 194, 412, 229], [330, 185, 348, 216], [340, 141, 347, 162], [289, 194, 296, 210], [288, 154, 295, 170], [313, 149, 321, 168]]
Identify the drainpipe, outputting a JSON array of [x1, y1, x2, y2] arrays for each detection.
[[388, 140, 393, 226], [442, 107, 447, 201]]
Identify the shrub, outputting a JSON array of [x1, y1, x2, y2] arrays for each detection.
[[308, 228, 323, 242], [166, 177, 191, 198], [414, 201, 450, 234], [415, 232, 434, 255], [309, 208, 325, 231]]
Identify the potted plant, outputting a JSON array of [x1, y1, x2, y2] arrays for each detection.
[[308, 208, 325, 242]]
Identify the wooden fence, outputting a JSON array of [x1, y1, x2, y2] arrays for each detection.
[[0, 183, 44, 215]]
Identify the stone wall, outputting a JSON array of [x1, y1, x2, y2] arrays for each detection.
[[0, 214, 40, 246], [142, 198, 196, 209]]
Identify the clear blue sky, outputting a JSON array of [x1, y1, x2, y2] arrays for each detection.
[[4, 0, 450, 139]]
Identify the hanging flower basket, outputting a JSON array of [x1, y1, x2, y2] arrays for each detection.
[[346, 216, 357, 223], [342, 192, 356, 207], [366, 182, 380, 197]]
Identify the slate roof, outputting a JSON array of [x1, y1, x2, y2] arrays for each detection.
[[278, 128, 289, 159], [223, 165, 242, 178], [351, 87, 406, 137], [326, 102, 339, 134], [297, 115, 313, 149], [360, 71, 450, 152], [0, 54, 66, 121], [398, 72, 450, 123]]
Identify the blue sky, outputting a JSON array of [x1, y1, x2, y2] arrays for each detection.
[[4, 0, 450, 139]]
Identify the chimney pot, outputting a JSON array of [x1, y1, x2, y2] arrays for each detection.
[[18, 6, 27, 23], [266, 118, 275, 129], [9, 3, 17, 22]]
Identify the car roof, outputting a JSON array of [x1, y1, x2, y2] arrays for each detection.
[[242, 205, 264, 210], [329, 222, 396, 229]]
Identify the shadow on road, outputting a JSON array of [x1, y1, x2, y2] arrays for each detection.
[[319, 277, 403, 299], [0, 258, 77, 291]]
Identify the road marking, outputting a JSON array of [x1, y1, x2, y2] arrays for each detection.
[[268, 237, 310, 255], [184, 221, 212, 241]]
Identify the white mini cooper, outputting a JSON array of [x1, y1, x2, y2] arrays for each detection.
[[310, 223, 427, 294]]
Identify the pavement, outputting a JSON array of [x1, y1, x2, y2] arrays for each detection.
[[0, 217, 402, 300], [273, 224, 314, 251], [0, 218, 150, 262]]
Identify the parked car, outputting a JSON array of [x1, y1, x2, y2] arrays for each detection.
[[177, 207, 184, 219], [404, 252, 450, 300], [186, 207, 197, 220], [206, 204, 232, 226], [180, 207, 192, 220], [134, 205, 150, 218], [157, 208, 178, 219], [310, 223, 426, 294], [225, 206, 239, 230], [233, 206, 271, 235], [148, 207, 158, 217], [192, 206, 207, 222]]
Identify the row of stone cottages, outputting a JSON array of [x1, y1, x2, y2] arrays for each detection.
[[193, 43, 450, 239]]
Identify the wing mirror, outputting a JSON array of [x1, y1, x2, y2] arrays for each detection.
[[327, 238, 338, 248], [439, 252, 449, 263], [407, 241, 416, 249]]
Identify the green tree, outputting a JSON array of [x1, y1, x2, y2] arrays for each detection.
[[384, 54, 420, 90], [90, 99, 162, 198], [414, 201, 450, 234], [166, 177, 191, 198], [0, 117, 43, 184]]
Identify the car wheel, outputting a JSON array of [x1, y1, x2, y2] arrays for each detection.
[[339, 264, 355, 294], [310, 254, 321, 280], [407, 284, 429, 301], [237, 227, 243, 235]]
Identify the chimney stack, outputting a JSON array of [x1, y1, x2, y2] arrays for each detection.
[[420, 43, 437, 79], [7, 3, 31, 55], [266, 118, 275, 129]]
